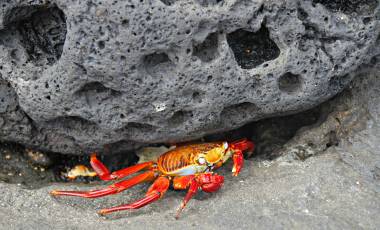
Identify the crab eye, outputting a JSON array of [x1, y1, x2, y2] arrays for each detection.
[[223, 142, 228, 150], [197, 157, 206, 165]]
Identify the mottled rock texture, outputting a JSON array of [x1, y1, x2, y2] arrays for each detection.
[[0, 0, 379, 154]]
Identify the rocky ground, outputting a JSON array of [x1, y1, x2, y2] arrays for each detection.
[[0, 69, 378, 229]]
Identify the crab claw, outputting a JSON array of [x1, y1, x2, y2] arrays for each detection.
[[230, 139, 255, 176]]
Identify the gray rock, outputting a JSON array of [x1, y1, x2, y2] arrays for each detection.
[[0, 0, 379, 154]]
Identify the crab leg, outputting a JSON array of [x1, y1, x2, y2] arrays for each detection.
[[90, 154, 154, 181], [51, 171, 156, 198], [175, 177, 198, 219], [98, 176, 170, 215], [175, 173, 224, 219], [231, 149, 243, 176]]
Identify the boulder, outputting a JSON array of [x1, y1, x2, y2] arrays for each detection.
[[0, 0, 378, 154]]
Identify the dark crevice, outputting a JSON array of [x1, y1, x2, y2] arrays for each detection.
[[329, 74, 353, 93], [159, 0, 178, 6], [143, 52, 173, 75], [227, 25, 280, 69], [75, 82, 121, 97], [0, 141, 137, 188], [207, 106, 322, 159], [3, 6, 42, 26], [312, 0, 378, 15], [325, 131, 339, 148], [5, 6, 67, 66], [193, 32, 219, 62], [196, 0, 223, 6]]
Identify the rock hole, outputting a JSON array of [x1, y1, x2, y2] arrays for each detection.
[[10, 49, 21, 61], [121, 19, 129, 26], [362, 17, 372, 24], [312, 0, 378, 14], [227, 25, 280, 69], [297, 7, 309, 21], [75, 82, 121, 97], [159, 0, 177, 6], [278, 72, 302, 94], [192, 91, 204, 103], [326, 131, 339, 148], [143, 52, 173, 75], [329, 74, 353, 93], [196, 0, 223, 6], [97, 41, 105, 49], [193, 32, 219, 62], [7, 6, 67, 66]]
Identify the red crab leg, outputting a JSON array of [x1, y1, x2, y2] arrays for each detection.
[[90, 153, 154, 181], [51, 171, 156, 198], [98, 176, 170, 215], [175, 173, 224, 219], [230, 139, 255, 176], [231, 149, 243, 176], [175, 177, 198, 219]]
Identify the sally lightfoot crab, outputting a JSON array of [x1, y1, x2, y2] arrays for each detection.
[[50, 139, 254, 218]]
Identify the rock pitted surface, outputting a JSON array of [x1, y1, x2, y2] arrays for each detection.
[[0, 0, 379, 154]]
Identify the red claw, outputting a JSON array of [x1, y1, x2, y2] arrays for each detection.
[[175, 173, 224, 219], [230, 139, 255, 176]]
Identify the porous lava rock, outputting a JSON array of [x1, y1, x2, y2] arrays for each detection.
[[0, 0, 379, 154]]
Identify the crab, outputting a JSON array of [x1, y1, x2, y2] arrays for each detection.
[[50, 138, 254, 218]]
